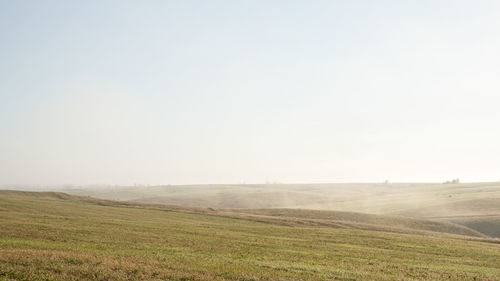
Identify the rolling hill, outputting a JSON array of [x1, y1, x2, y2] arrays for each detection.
[[53, 182, 500, 238], [1, 190, 500, 280], [229, 208, 487, 238], [55, 182, 500, 212], [394, 197, 500, 238]]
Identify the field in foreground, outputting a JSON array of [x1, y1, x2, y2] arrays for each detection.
[[1, 191, 500, 280]]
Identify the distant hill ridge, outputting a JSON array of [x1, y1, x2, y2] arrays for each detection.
[[0, 190, 491, 240]]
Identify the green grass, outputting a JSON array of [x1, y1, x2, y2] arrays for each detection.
[[230, 208, 487, 238], [394, 197, 500, 238], [53, 182, 500, 237], [54, 183, 500, 212], [1, 191, 500, 280]]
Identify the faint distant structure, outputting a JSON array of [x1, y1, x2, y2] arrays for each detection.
[[443, 178, 460, 184]]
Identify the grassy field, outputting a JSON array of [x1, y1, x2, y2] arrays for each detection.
[[1, 190, 500, 280], [54, 183, 500, 214], [229, 208, 487, 238], [51, 182, 500, 238]]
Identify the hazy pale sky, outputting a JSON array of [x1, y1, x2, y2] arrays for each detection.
[[1, 0, 500, 185]]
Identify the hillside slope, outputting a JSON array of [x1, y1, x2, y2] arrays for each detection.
[[56, 182, 500, 213], [1, 190, 500, 280], [0, 190, 485, 238], [231, 208, 486, 238], [395, 198, 500, 218], [394, 197, 500, 238], [54, 182, 500, 238]]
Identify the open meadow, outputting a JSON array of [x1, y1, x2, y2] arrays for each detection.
[[1, 190, 500, 280], [58, 182, 500, 238], [3, 1, 500, 280]]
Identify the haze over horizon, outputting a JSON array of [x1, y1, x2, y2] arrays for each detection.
[[1, 1, 500, 186]]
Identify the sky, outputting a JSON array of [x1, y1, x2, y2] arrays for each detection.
[[1, 0, 500, 186]]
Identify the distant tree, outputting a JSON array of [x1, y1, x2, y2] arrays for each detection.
[[443, 178, 460, 184]]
